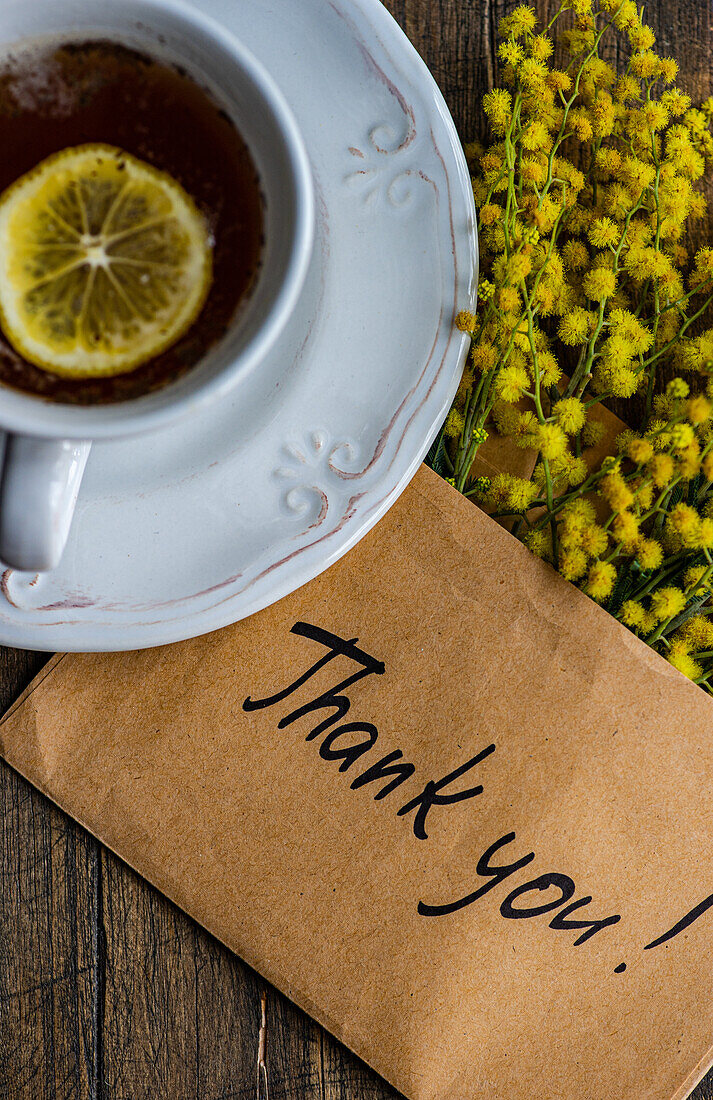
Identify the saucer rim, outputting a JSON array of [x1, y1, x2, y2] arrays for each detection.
[[0, 0, 478, 652]]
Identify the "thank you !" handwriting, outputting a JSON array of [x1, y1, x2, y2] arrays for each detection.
[[243, 621, 713, 973]]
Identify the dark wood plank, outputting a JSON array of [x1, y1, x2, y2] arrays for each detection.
[[384, 0, 509, 141], [2, 2, 713, 1099], [0, 649, 100, 1100], [100, 850, 260, 1100]]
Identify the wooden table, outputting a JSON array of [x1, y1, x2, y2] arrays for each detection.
[[2, 1, 713, 1096]]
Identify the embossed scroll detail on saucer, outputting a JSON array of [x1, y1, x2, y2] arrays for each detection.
[[274, 431, 334, 527], [274, 430, 380, 529], [344, 115, 430, 210]]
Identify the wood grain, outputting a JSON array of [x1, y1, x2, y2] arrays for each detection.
[[1, 2, 713, 1098]]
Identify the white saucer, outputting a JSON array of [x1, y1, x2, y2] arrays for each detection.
[[0, 0, 477, 652]]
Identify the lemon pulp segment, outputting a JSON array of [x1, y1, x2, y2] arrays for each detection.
[[0, 143, 213, 378]]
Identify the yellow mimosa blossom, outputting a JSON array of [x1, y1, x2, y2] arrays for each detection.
[[444, 409, 465, 438], [518, 57, 549, 88], [630, 51, 659, 80], [455, 310, 477, 332], [684, 566, 713, 594], [693, 248, 713, 282], [498, 286, 521, 312], [596, 362, 639, 398], [563, 454, 588, 485], [534, 423, 568, 460], [632, 479, 654, 512], [561, 498, 596, 527], [558, 308, 592, 345], [521, 159, 548, 186], [680, 616, 713, 648], [650, 587, 687, 622], [479, 203, 502, 226], [521, 120, 551, 151], [470, 342, 498, 372], [667, 645, 702, 680], [610, 309, 653, 354], [562, 240, 589, 270], [679, 442, 702, 480], [612, 511, 640, 545], [524, 529, 552, 559], [661, 88, 691, 117], [620, 599, 646, 629], [554, 398, 587, 435], [585, 560, 617, 601], [614, 75, 640, 103], [582, 419, 606, 447], [499, 5, 537, 39], [537, 352, 563, 386], [491, 401, 521, 438], [532, 283, 556, 315], [587, 218, 619, 249], [559, 548, 589, 581], [646, 454, 675, 489], [667, 503, 701, 546], [547, 69, 572, 93], [488, 473, 539, 512], [627, 437, 654, 464], [482, 89, 513, 134], [628, 23, 655, 51], [580, 525, 609, 557], [568, 108, 594, 141], [498, 41, 525, 67], [671, 423, 695, 450], [636, 538, 664, 570], [506, 252, 533, 282], [702, 451, 713, 480], [648, 426, 674, 457], [583, 267, 617, 301], [494, 364, 529, 403], [658, 58, 679, 85]]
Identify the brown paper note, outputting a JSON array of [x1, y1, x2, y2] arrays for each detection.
[[3, 465, 713, 1100]]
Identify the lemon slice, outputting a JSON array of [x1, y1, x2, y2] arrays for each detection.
[[0, 143, 213, 378]]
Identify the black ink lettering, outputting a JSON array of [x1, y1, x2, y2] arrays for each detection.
[[548, 895, 621, 944], [418, 832, 535, 917], [291, 666, 374, 740], [280, 640, 383, 740], [318, 722, 378, 771], [244, 623, 356, 710], [398, 744, 496, 840], [500, 873, 575, 919], [644, 890, 713, 950], [243, 622, 384, 713], [350, 750, 416, 800]]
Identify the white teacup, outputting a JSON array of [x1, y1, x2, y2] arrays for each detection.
[[0, 0, 314, 571]]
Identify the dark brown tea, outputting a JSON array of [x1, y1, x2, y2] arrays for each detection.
[[0, 39, 264, 404]]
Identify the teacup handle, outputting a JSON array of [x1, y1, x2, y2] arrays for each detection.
[[0, 434, 91, 572]]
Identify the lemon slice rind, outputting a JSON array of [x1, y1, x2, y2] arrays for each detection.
[[0, 143, 213, 379]]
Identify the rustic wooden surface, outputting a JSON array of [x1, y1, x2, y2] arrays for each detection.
[[1, 1, 713, 1097]]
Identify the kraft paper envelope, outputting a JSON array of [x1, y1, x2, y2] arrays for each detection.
[[3, 464, 713, 1100]]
